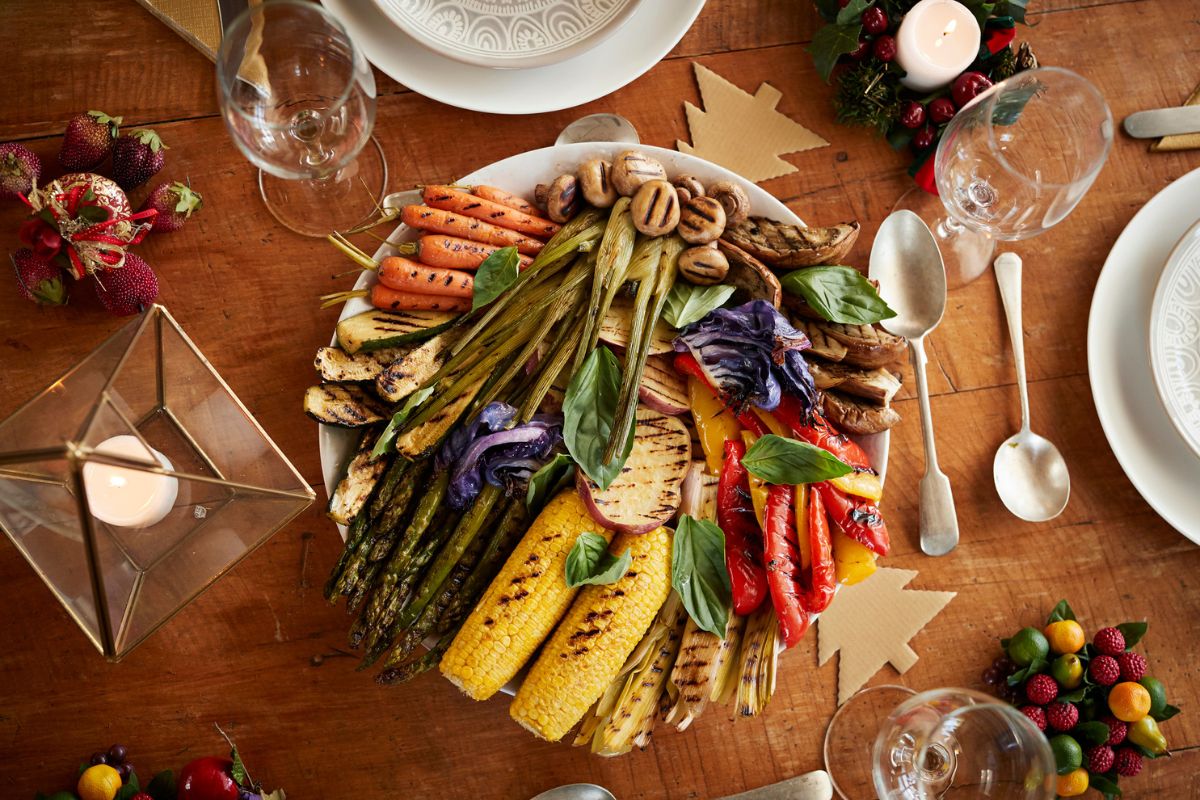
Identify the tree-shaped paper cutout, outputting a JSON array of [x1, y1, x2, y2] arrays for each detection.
[[817, 568, 956, 705], [676, 62, 829, 184]]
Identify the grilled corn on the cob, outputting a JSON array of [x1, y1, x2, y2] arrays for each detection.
[[510, 526, 673, 742], [736, 606, 780, 717], [440, 490, 610, 700]]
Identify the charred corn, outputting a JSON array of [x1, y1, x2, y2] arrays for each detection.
[[510, 526, 673, 742], [440, 490, 610, 700]]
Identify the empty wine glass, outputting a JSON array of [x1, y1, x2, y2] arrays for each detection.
[[895, 67, 1113, 287], [216, 0, 387, 237], [824, 686, 1056, 800]]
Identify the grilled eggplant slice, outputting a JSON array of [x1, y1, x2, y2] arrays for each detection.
[[794, 318, 849, 362], [376, 333, 453, 403], [328, 429, 387, 525], [822, 391, 901, 435], [315, 346, 409, 383], [599, 296, 676, 355], [807, 359, 901, 405], [793, 318, 906, 368], [723, 218, 860, 268], [716, 239, 782, 307], [304, 384, 388, 427], [335, 308, 459, 354]]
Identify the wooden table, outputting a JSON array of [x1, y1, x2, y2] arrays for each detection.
[[2, 1, 1199, 797]]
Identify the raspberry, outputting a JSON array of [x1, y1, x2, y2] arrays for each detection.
[[1089, 654, 1120, 686], [1024, 673, 1058, 705], [1114, 747, 1143, 777], [93, 253, 159, 316], [1118, 651, 1148, 682], [1087, 745, 1115, 774], [1020, 705, 1046, 731], [1093, 626, 1126, 655], [1102, 715, 1128, 745], [1046, 701, 1079, 732]]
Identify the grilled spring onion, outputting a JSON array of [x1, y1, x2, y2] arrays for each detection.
[[575, 197, 636, 371], [735, 607, 780, 717]]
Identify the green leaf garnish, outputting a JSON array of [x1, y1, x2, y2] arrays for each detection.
[[671, 515, 731, 638], [662, 282, 736, 329], [147, 770, 177, 800], [808, 19, 864, 83], [525, 452, 575, 515], [835, 0, 873, 25], [565, 532, 631, 588], [1046, 599, 1076, 624], [781, 266, 896, 324], [563, 346, 635, 490], [741, 434, 853, 485], [371, 384, 434, 459], [1072, 721, 1110, 747], [471, 246, 520, 311], [1116, 621, 1148, 648]]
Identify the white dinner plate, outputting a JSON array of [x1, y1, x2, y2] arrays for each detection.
[[371, 0, 642, 70], [1149, 217, 1200, 460], [1088, 166, 1200, 544], [320, 0, 706, 114]]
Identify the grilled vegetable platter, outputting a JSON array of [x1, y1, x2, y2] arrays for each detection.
[[308, 143, 908, 754]]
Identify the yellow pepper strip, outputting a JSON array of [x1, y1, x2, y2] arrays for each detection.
[[832, 524, 877, 585], [687, 377, 742, 474]]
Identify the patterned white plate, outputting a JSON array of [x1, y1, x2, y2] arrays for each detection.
[[373, 0, 641, 69], [1150, 218, 1200, 459]]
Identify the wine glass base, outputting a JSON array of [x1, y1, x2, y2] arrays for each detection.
[[258, 135, 389, 238], [891, 189, 996, 290], [824, 685, 917, 800]]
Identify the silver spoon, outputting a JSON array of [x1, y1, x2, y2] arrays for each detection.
[[870, 210, 960, 556], [530, 784, 617, 800], [555, 113, 640, 145], [992, 252, 1070, 521]]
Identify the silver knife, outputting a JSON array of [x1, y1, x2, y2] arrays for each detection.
[[1123, 107, 1200, 139]]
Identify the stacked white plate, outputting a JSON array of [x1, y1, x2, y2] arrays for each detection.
[[320, 0, 707, 114], [1088, 167, 1200, 544]]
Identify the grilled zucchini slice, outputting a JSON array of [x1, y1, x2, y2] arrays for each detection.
[[328, 429, 388, 525], [314, 346, 410, 383], [304, 384, 388, 427], [375, 333, 452, 403], [335, 309, 459, 354]]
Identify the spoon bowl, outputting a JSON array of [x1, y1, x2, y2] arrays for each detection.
[[993, 430, 1071, 522], [530, 784, 618, 800], [555, 113, 640, 146]]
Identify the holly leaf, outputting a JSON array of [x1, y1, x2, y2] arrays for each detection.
[[1073, 721, 1110, 747], [1046, 599, 1076, 624], [1089, 773, 1122, 798], [1154, 703, 1181, 722], [813, 0, 841, 21], [957, 0, 997, 27], [1116, 621, 1147, 648], [147, 770, 176, 800], [230, 745, 248, 786], [836, 0, 874, 25], [809, 22, 863, 83]]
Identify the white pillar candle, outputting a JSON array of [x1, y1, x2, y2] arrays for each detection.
[[895, 0, 982, 93], [82, 435, 178, 528]]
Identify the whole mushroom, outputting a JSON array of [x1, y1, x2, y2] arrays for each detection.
[[630, 180, 680, 237], [611, 150, 667, 197], [540, 174, 579, 223], [678, 243, 730, 285], [577, 158, 618, 208], [707, 180, 751, 226], [672, 175, 705, 203], [677, 195, 726, 245]]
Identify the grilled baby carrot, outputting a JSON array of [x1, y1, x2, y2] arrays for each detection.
[[378, 256, 474, 298], [401, 205, 544, 255], [321, 283, 470, 313], [395, 235, 534, 271], [421, 185, 561, 239], [470, 185, 538, 215]]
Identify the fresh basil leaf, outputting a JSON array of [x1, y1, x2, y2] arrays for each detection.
[[371, 385, 435, 459], [808, 22, 864, 83], [525, 452, 575, 515], [1046, 599, 1076, 624], [471, 246, 520, 311], [1116, 621, 1148, 648], [563, 346, 635, 490], [147, 770, 177, 800], [781, 266, 896, 324], [742, 434, 853, 484], [565, 532, 631, 588], [672, 515, 731, 638], [1088, 773, 1122, 797], [836, 0, 873, 25], [662, 282, 736, 329], [1073, 721, 1110, 747]]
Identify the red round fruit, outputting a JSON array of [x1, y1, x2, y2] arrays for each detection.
[[1114, 747, 1143, 777], [1117, 651, 1147, 681], [952, 71, 994, 108], [1087, 745, 1115, 774], [1020, 705, 1046, 731], [178, 756, 239, 800], [1024, 673, 1058, 706], [929, 97, 957, 125], [899, 101, 927, 130], [1089, 654, 1120, 686], [847, 37, 870, 61], [861, 6, 888, 34], [912, 126, 936, 150], [1094, 626, 1126, 655], [873, 34, 897, 62], [1046, 701, 1079, 732], [1102, 715, 1128, 745]]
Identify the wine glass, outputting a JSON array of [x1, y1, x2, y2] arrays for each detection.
[[216, 0, 388, 237], [824, 686, 1056, 800], [895, 67, 1113, 287]]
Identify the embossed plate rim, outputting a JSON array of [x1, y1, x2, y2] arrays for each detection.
[[1149, 217, 1200, 459]]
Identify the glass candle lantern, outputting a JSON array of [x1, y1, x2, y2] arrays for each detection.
[[0, 306, 314, 659]]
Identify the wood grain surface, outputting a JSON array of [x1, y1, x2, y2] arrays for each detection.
[[1, 0, 1199, 797]]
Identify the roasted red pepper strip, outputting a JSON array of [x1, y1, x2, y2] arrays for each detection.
[[800, 487, 836, 613], [763, 484, 810, 648], [816, 482, 890, 556], [772, 393, 872, 472], [674, 352, 770, 435], [718, 439, 769, 616]]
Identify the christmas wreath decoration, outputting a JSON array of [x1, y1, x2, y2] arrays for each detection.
[[808, 0, 1037, 193]]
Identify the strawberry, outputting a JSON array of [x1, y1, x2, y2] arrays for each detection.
[[0, 143, 41, 200], [111, 129, 167, 190], [12, 248, 67, 305], [59, 110, 122, 170], [93, 252, 158, 316], [139, 180, 203, 233]]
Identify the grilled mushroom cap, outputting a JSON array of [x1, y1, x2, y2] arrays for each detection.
[[545, 174, 579, 223], [677, 195, 726, 244], [678, 244, 729, 285], [631, 180, 680, 236], [611, 150, 667, 196], [708, 180, 751, 226], [577, 158, 618, 208], [673, 174, 706, 198]]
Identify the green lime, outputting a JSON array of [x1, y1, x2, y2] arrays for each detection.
[[1050, 653, 1084, 689], [1007, 627, 1050, 667], [1049, 734, 1083, 774], [1140, 676, 1167, 717]]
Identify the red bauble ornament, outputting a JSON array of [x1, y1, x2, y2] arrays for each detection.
[[861, 6, 888, 34], [873, 34, 897, 62], [912, 126, 936, 150], [952, 72, 994, 108], [929, 97, 957, 125], [178, 757, 240, 800], [899, 101, 927, 130]]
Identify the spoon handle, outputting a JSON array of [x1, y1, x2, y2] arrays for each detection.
[[910, 336, 960, 556], [994, 252, 1030, 432]]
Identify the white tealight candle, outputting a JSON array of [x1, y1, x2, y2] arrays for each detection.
[[895, 0, 982, 93], [82, 435, 178, 528]]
